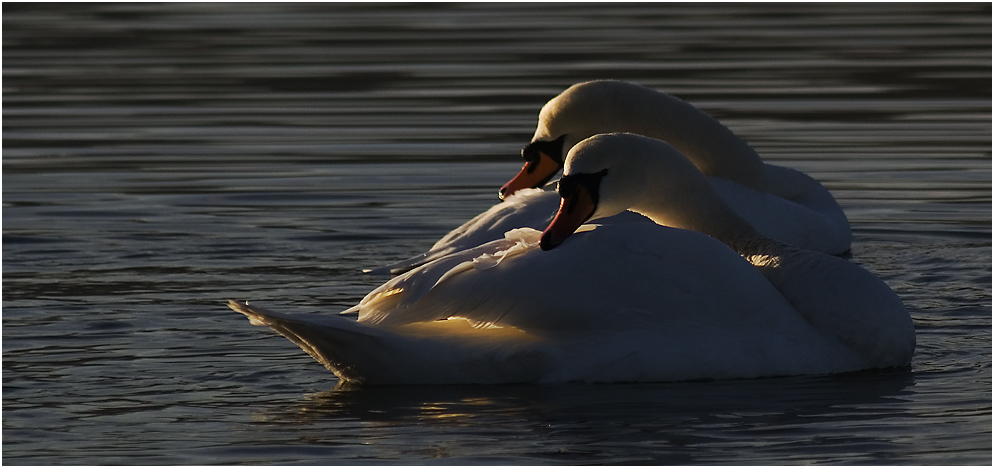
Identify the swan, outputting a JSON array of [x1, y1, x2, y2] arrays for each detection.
[[368, 80, 850, 275], [229, 133, 913, 385]]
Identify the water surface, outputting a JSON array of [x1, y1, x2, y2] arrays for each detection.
[[3, 3, 991, 464]]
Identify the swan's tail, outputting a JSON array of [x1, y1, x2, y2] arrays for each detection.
[[228, 300, 395, 383], [227, 300, 555, 385]]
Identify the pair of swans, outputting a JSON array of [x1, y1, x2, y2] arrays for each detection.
[[229, 83, 913, 385]]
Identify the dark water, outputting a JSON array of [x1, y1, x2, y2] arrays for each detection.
[[3, 3, 991, 464]]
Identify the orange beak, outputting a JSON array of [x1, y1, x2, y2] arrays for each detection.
[[499, 151, 562, 200], [540, 184, 597, 251]]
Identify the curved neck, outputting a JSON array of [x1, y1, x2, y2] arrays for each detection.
[[633, 192, 797, 270], [621, 91, 767, 190], [621, 153, 782, 260], [634, 183, 759, 244]]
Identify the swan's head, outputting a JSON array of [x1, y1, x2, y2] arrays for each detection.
[[500, 81, 658, 201], [540, 133, 711, 251]]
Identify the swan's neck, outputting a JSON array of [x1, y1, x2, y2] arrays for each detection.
[[611, 88, 769, 190], [627, 169, 788, 262]]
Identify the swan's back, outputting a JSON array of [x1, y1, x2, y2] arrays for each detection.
[[353, 223, 866, 380]]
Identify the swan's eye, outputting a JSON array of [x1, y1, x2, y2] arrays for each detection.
[[520, 143, 542, 165], [520, 135, 567, 165], [557, 169, 609, 203], [556, 177, 575, 197]]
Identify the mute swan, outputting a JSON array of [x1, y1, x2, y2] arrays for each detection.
[[229, 134, 913, 385], [368, 80, 850, 275]]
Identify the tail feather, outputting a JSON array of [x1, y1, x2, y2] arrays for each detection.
[[228, 300, 390, 382], [227, 300, 555, 385]]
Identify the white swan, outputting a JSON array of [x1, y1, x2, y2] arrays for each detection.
[[368, 80, 850, 275], [230, 133, 913, 385]]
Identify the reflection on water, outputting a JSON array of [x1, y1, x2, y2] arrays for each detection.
[[239, 371, 924, 464], [3, 2, 990, 465]]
